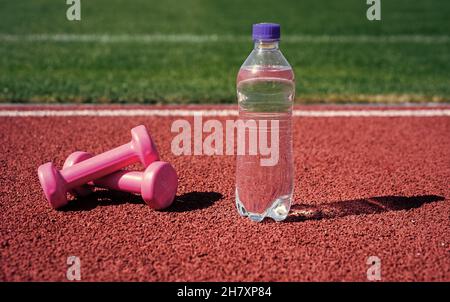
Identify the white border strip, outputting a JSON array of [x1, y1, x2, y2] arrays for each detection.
[[0, 109, 449, 117], [0, 34, 449, 44]]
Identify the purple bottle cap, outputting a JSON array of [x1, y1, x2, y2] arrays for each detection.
[[252, 23, 281, 41]]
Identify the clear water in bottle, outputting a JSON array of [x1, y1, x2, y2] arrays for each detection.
[[235, 23, 295, 222]]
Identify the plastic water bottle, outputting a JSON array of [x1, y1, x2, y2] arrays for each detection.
[[235, 23, 295, 222]]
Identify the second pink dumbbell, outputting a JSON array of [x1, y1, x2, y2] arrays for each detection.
[[64, 151, 178, 210]]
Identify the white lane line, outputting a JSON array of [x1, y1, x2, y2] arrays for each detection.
[[0, 34, 449, 44], [0, 109, 449, 117], [293, 109, 450, 117]]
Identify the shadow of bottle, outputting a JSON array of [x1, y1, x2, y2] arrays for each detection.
[[286, 195, 445, 223]]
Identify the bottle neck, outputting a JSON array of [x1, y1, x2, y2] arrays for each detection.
[[254, 40, 279, 50]]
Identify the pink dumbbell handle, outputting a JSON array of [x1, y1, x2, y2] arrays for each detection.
[[61, 144, 138, 188], [93, 170, 142, 193]]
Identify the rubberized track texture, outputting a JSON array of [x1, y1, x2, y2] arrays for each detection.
[[0, 105, 449, 281]]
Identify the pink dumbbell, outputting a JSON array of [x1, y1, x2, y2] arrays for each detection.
[[38, 125, 159, 209], [63, 151, 178, 210]]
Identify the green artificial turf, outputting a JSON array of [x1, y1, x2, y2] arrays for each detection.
[[0, 0, 449, 103]]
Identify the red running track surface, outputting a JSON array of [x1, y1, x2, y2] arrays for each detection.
[[0, 105, 449, 281]]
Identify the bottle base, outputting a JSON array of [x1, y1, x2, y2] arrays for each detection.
[[235, 189, 291, 222]]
